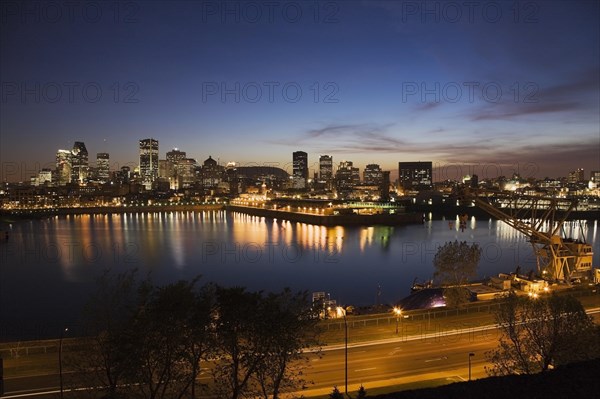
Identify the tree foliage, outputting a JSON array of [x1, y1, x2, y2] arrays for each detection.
[[76, 272, 321, 399], [252, 289, 321, 399], [70, 270, 141, 398], [433, 240, 481, 307], [212, 287, 321, 399], [329, 386, 344, 399], [486, 293, 600, 376], [357, 384, 367, 398]]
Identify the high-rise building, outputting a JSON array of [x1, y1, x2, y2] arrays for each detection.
[[178, 158, 197, 188], [166, 148, 187, 164], [380, 171, 391, 202], [292, 151, 308, 189], [96, 153, 110, 183], [567, 168, 585, 184], [116, 166, 131, 184], [399, 161, 432, 191], [363, 164, 383, 186], [71, 141, 89, 184], [319, 155, 333, 188], [201, 155, 221, 188], [163, 148, 188, 189], [590, 171, 600, 189], [335, 161, 360, 195], [139, 138, 159, 189], [56, 149, 72, 186], [32, 169, 53, 186]]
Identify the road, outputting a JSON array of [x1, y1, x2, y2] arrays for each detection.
[[3, 308, 599, 398], [0, 324, 499, 398], [301, 323, 498, 396]]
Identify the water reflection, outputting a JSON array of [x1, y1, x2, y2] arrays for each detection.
[[1, 211, 599, 340]]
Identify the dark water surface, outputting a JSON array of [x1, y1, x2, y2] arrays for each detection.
[[1, 211, 598, 340]]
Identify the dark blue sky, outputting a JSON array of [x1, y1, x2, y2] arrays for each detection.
[[1, 0, 599, 182]]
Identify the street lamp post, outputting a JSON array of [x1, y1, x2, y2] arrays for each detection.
[[393, 307, 402, 335], [337, 307, 348, 397], [468, 352, 475, 381], [0, 356, 4, 396], [59, 327, 69, 399]]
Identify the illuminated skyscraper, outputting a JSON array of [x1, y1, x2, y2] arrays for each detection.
[[568, 168, 585, 184], [292, 151, 308, 189], [319, 155, 333, 188], [399, 161, 432, 191], [335, 160, 360, 197], [56, 149, 72, 186], [96, 153, 110, 183], [139, 138, 159, 189], [363, 164, 383, 186], [71, 141, 89, 184]]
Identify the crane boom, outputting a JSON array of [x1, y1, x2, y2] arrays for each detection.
[[462, 189, 592, 282]]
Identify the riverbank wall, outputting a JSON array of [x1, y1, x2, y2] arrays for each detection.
[[0, 204, 224, 221], [228, 205, 424, 226]]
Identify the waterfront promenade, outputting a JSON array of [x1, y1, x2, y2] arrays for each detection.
[[228, 204, 424, 226]]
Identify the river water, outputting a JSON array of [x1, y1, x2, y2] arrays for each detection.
[[0, 211, 598, 340]]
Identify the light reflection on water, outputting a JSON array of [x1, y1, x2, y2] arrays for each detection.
[[0, 212, 598, 340]]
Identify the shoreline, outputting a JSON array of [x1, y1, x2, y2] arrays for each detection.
[[227, 204, 424, 226], [0, 204, 224, 221], [1, 204, 598, 224], [0, 204, 425, 226]]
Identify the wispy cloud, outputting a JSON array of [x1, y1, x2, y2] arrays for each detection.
[[470, 67, 599, 121], [267, 123, 407, 153], [414, 102, 442, 112], [471, 102, 582, 121]]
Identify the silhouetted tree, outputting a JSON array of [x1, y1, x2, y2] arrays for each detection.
[[356, 385, 367, 399], [357, 384, 367, 398], [329, 386, 344, 399], [486, 293, 599, 376], [433, 240, 481, 307], [125, 278, 212, 399], [71, 270, 141, 398], [211, 287, 265, 399], [252, 289, 322, 399]]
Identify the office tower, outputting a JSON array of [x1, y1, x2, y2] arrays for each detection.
[[71, 141, 89, 184], [363, 164, 383, 186], [116, 166, 131, 184], [319, 155, 333, 188], [32, 168, 53, 186], [163, 148, 188, 188], [380, 171, 391, 202], [591, 171, 600, 183], [56, 149, 72, 186], [398, 161, 433, 191], [139, 138, 159, 189], [567, 168, 585, 184], [166, 148, 187, 164], [292, 151, 308, 189], [178, 158, 197, 188], [225, 162, 239, 196], [96, 153, 110, 183], [201, 155, 221, 188], [335, 161, 360, 191]]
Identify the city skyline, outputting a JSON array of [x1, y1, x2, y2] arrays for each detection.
[[1, 1, 598, 181], [7, 137, 599, 184]]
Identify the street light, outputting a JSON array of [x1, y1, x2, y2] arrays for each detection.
[[393, 307, 402, 335], [336, 306, 348, 397], [59, 327, 69, 399], [468, 352, 475, 381]]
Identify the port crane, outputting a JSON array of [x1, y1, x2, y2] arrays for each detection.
[[462, 189, 594, 283]]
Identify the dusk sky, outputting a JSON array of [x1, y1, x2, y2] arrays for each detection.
[[1, 0, 599, 182]]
